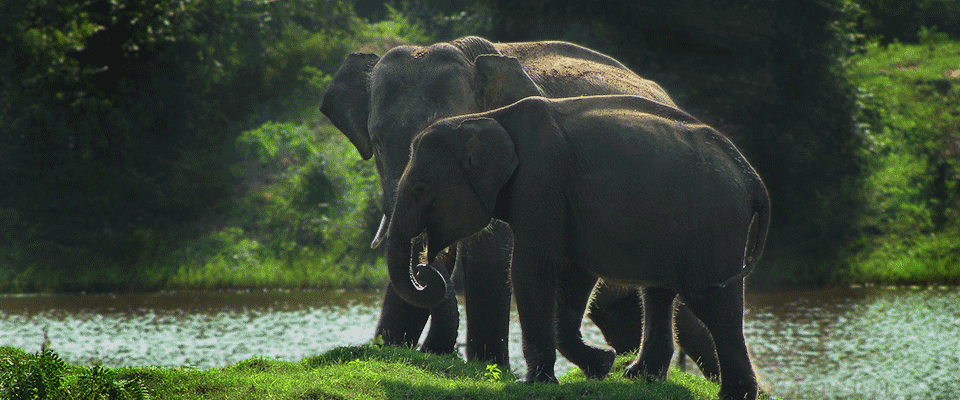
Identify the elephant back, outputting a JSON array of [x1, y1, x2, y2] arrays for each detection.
[[497, 42, 676, 107]]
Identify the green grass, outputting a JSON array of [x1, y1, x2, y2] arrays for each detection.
[[845, 39, 960, 285], [1, 346, 779, 400]]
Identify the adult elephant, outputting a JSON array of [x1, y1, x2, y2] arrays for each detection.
[[320, 36, 717, 375], [384, 95, 770, 399]]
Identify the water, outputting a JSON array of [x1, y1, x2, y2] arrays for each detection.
[[744, 287, 960, 399], [2, 287, 958, 399]]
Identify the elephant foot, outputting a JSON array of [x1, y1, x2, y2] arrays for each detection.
[[578, 347, 617, 380], [624, 358, 670, 382], [518, 368, 559, 384], [719, 378, 759, 400], [516, 374, 559, 384]]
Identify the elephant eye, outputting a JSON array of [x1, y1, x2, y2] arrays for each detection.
[[413, 181, 429, 196]]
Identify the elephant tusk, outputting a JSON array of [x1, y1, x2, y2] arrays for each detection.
[[370, 214, 389, 249]]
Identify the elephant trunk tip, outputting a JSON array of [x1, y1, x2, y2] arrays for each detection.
[[408, 262, 447, 307]]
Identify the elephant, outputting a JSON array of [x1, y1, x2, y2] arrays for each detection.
[[319, 36, 719, 376], [383, 95, 770, 400]]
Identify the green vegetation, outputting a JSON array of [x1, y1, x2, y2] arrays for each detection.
[[0, 348, 149, 400], [2, 0, 960, 293], [0, 346, 779, 400], [0, 1, 427, 293], [846, 39, 960, 284]]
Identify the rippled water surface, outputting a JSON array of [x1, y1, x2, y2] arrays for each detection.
[[2, 287, 958, 399]]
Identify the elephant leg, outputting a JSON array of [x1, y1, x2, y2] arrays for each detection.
[[682, 282, 758, 400], [374, 282, 430, 347], [675, 301, 721, 381], [512, 249, 559, 383], [460, 222, 513, 368], [420, 249, 459, 354], [587, 284, 642, 354], [625, 286, 677, 381], [420, 275, 459, 354], [556, 264, 616, 380], [375, 249, 459, 354]]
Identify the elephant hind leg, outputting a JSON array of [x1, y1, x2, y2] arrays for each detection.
[[587, 284, 643, 354], [556, 264, 616, 380], [675, 301, 721, 381], [682, 282, 758, 400], [624, 286, 676, 381]]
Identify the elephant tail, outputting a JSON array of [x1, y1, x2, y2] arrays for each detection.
[[707, 179, 771, 293]]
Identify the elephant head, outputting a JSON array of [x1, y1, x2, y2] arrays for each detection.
[[384, 117, 519, 308], [319, 37, 543, 251]]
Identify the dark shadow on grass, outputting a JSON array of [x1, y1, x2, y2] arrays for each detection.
[[302, 345, 516, 380], [380, 378, 698, 400], [306, 345, 703, 400]]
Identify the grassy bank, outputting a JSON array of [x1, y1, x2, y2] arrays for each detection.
[[845, 39, 960, 285], [0, 345, 779, 400]]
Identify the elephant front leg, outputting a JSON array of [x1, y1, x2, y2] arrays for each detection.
[[420, 272, 459, 354], [420, 249, 459, 354], [556, 264, 616, 380], [512, 250, 560, 383], [460, 222, 513, 368], [374, 282, 430, 347], [375, 249, 459, 354]]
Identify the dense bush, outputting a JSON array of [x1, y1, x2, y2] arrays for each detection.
[[855, 0, 960, 43], [847, 41, 960, 283], [165, 121, 386, 290], [0, 0, 370, 291]]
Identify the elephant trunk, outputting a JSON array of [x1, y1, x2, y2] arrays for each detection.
[[384, 202, 448, 309]]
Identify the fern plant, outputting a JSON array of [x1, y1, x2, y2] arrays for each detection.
[[0, 349, 65, 400], [0, 349, 150, 400]]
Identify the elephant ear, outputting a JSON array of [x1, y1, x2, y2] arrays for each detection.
[[319, 52, 380, 160], [475, 55, 545, 109], [459, 117, 519, 214]]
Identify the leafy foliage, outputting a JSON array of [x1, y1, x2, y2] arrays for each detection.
[[74, 366, 151, 400], [0, 348, 149, 400], [854, 0, 960, 43], [166, 122, 386, 290], [0, 0, 405, 292], [0, 349, 65, 400], [846, 40, 960, 284]]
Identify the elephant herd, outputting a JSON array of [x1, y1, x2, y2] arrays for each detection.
[[320, 36, 770, 400]]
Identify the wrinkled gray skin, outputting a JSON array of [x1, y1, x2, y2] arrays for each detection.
[[386, 95, 770, 400], [319, 36, 717, 375]]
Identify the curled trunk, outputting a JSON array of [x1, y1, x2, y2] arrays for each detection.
[[384, 216, 448, 309]]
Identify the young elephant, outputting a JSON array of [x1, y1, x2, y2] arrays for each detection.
[[385, 95, 770, 400]]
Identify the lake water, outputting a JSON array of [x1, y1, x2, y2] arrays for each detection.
[[1, 287, 958, 399]]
